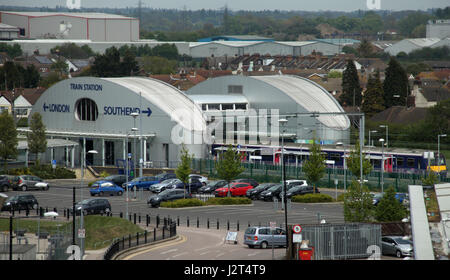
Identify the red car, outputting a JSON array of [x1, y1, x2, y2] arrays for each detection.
[[215, 182, 254, 197]]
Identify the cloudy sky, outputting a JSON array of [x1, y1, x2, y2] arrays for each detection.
[[0, 0, 448, 11]]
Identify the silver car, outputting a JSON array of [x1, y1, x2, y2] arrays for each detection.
[[14, 175, 49, 191], [149, 178, 181, 193], [244, 226, 286, 249], [381, 236, 413, 258]]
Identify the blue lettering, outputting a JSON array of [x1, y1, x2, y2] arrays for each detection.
[[103, 106, 142, 116], [46, 104, 70, 113], [70, 83, 103, 91]]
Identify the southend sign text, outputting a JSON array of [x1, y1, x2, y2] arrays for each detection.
[[103, 106, 152, 117], [70, 83, 103, 91]]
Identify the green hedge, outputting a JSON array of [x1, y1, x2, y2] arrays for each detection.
[[160, 198, 206, 208], [7, 165, 76, 179], [206, 197, 252, 205], [291, 193, 334, 203]]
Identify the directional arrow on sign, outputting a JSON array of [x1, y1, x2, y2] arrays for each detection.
[[43, 103, 49, 112], [142, 107, 152, 117]]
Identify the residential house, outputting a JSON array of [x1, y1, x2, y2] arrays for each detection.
[[0, 88, 44, 118]]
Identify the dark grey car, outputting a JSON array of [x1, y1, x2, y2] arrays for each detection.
[[2, 194, 39, 211], [14, 175, 49, 191], [72, 198, 111, 216]]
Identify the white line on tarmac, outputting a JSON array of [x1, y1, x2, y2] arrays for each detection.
[[160, 248, 178, 255]]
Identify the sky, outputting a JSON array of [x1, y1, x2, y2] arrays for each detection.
[[0, 0, 448, 11]]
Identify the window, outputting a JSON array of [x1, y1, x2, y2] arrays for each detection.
[[201, 104, 207, 111], [75, 98, 98, 121], [221, 104, 233, 110], [258, 228, 269, 235], [407, 158, 415, 168], [228, 85, 243, 94], [207, 104, 220, 111], [397, 157, 404, 168], [234, 103, 247, 110]]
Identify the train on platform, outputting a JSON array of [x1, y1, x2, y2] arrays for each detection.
[[211, 143, 447, 177]]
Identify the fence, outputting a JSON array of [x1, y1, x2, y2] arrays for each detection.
[[191, 159, 450, 193], [103, 220, 177, 260], [296, 223, 382, 260]]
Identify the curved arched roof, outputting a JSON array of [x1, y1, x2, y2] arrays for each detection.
[[102, 77, 205, 131], [250, 75, 350, 130]]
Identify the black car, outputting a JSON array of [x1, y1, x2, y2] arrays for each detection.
[[232, 178, 259, 187], [198, 180, 228, 194], [258, 184, 297, 201], [71, 198, 111, 216], [246, 183, 277, 200], [286, 185, 318, 199], [147, 189, 192, 208], [103, 175, 129, 187], [0, 175, 12, 192], [2, 194, 38, 211], [155, 173, 177, 182], [174, 178, 203, 193]]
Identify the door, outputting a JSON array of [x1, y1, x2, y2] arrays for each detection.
[[105, 141, 115, 165], [86, 139, 94, 165], [258, 228, 273, 245]]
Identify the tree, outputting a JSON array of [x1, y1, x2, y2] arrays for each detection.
[[142, 56, 177, 74], [343, 180, 374, 223], [91, 46, 121, 77], [383, 57, 409, 108], [215, 145, 245, 197], [357, 38, 374, 58], [347, 139, 373, 178], [0, 110, 18, 166], [362, 71, 385, 118], [121, 49, 139, 76], [374, 187, 408, 222], [27, 112, 47, 166], [51, 58, 69, 78], [340, 59, 362, 107], [303, 138, 326, 193], [175, 144, 193, 197]]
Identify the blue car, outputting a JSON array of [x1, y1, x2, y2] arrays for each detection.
[[372, 192, 409, 206], [124, 173, 176, 191], [174, 178, 203, 193], [90, 181, 124, 196]]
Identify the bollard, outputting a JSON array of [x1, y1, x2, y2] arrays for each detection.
[[26, 208, 29, 217], [139, 214, 141, 224], [177, 216, 180, 226], [197, 217, 199, 228], [156, 215, 160, 228], [54, 207, 57, 213], [129, 214, 132, 222], [248, 221, 250, 228], [46, 207, 48, 213], [237, 220, 239, 232], [120, 212, 123, 219], [145, 230, 147, 243], [129, 234, 131, 248], [136, 232, 139, 246], [154, 228, 156, 241], [217, 219, 219, 230], [207, 218, 210, 229], [187, 217, 190, 227], [227, 220, 230, 231], [146, 215, 149, 227], [163, 226, 165, 239], [133, 213, 136, 224]]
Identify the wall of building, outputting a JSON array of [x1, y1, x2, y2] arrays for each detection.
[[427, 21, 450, 39], [301, 42, 341, 56]]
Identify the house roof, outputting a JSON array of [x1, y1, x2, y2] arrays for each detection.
[[370, 106, 429, 125]]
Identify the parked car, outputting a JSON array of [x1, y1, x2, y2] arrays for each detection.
[[103, 175, 129, 187], [0, 175, 12, 192], [14, 175, 49, 191], [124, 173, 177, 191], [246, 183, 277, 200], [258, 184, 299, 201], [150, 179, 181, 193], [174, 178, 203, 193], [243, 226, 286, 249], [285, 180, 308, 187], [286, 184, 318, 199], [232, 178, 259, 187], [1, 194, 39, 211], [372, 192, 408, 206], [71, 198, 111, 216], [215, 182, 254, 197], [90, 180, 124, 196], [381, 236, 414, 258], [198, 180, 228, 194], [147, 189, 191, 208], [189, 174, 208, 185]]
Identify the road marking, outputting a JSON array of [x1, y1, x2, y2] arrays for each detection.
[[248, 252, 260, 257], [171, 252, 189, 258], [122, 235, 187, 260], [160, 248, 178, 255]]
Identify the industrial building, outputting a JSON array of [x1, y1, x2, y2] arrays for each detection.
[[0, 11, 139, 41], [19, 74, 350, 167], [426, 19, 450, 39], [0, 22, 20, 39], [384, 38, 448, 56]]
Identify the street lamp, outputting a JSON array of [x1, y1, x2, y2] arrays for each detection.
[[368, 130, 377, 147], [278, 118, 289, 252], [125, 128, 138, 219], [438, 134, 447, 181], [379, 138, 385, 193], [379, 125, 388, 149], [130, 112, 139, 180], [80, 149, 97, 259]]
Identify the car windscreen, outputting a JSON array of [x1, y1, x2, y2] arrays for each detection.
[[5, 196, 18, 202], [394, 238, 412, 245], [254, 183, 273, 190], [245, 228, 256, 235], [79, 199, 92, 205], [268, 185, 281, 192], [288, 186, 302, 192], [159, 189, 174, 196]]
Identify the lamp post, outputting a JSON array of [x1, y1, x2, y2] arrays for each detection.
[[130, 112, 139, 181], [379, 138, 385, 193], [278, 118, 289, 252], [80, 149, 97, 259], [368, 130, 377, 147], [438, 134, 447, 181], [379, 125, 388, 149], [125, 128, 138, 218]]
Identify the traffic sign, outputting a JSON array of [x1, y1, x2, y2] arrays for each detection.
[[293, 224, 302, 234], [78, 229, 85, 239], [270, 222, 276, 230]]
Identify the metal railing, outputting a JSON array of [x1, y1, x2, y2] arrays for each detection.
[[103, 220, 177, 260]]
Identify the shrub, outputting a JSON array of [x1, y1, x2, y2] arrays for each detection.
[[206, 197, 252, 205], [8, 165, 76, 179], [291, 193, 334, 203], [99, 171, 110, 178], [160, 198, 206, 208]]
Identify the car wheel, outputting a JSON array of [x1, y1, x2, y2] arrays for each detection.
[[45, 185, 50, 191], [248, 245, 255, 249], [396, 250, 403, 258], [260, 241, 268, 249], [32, 204, 38, 210], [105, 208, 110, 213], [99, 191, 104, 196], [22, 185, 27, 191], [83, 210, 88, 216], [118, 191, 123, 196]]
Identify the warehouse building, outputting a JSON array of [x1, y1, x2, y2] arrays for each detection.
[[384, 38, 444, 56], [0, 11, 139, 41], [18, 76, 206, 168]]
